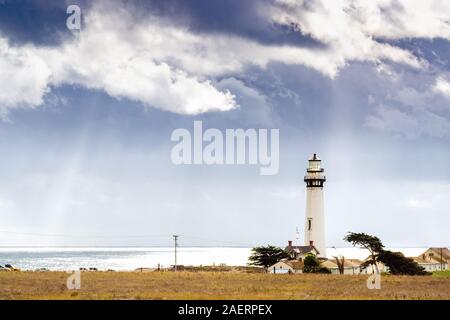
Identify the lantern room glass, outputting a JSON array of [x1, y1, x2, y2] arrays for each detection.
[[308, 160, 321, 171]]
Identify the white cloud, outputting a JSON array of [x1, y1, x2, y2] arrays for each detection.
[[434, 77, 450, 99], [1, 0, 450, 115], [355, 0, 450, 40], [38, 5, 238, 115], [273, 0, 450, 41], [270, 0, 426, 74], [0, 4, 238, 115], [0, 38, 51, 115]]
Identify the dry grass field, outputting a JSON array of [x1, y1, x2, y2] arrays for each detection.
[[0, 271, 449, 300]]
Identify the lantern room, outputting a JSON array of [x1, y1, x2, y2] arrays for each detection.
[[307, 153, 323, 172]]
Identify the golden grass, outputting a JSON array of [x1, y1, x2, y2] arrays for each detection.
[[0, 271, 449, 300]]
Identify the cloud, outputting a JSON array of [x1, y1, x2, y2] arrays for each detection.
[[1, 0, 450, 115], [434, 77, 450, 99], [366, 105, 419, 138], [270, 0, 426, 74], [366, 103, 450, 138], [215, 77, 278, 125], [393, 87, 431, 107], [363, 64, 450, 138], [0, 2, 238, 115], [273, 0, 450, 41], [38, 4, 238, 115], [0, 38, 51, 115]]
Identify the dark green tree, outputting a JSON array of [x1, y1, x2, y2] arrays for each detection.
[[303, 253, 331, 274], [303, 254, 319, 273], [344, 232, 430, 276], [344, 232, 384, 273], [248, 245, 290, 269], [377, 251, 430, 275]]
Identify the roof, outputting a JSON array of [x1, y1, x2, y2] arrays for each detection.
[[270, 259, 304, 270], [285, 260, 304, 270], [285, 245, 320, 255], [346, 259, 363, 267], [321, 260, 338, 268], [424, 248, 450, 260], [412, 257, 441, 265], [419, 253, 447, 264], [411, 257, 441, 264], [322, 259, 362, 268], [342, 260, 359, 268], [429, 257, 447, 264], [309, 153, 321, 161]]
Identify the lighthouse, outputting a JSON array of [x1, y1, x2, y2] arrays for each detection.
[[304, 153, 326, 258]]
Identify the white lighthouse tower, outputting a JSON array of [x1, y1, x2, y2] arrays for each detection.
[[304, 153, 326, 258]]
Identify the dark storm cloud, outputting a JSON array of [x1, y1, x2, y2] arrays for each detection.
[[390, 38, 450, 70], [0, 0, 324, 48], [133, 0, 324, 47], [0, 0, 89, 45]]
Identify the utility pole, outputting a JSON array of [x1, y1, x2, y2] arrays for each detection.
[[173, 235, 179, 272], [441, 248, 443, 271]]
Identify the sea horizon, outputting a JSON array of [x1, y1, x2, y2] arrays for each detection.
[[1, 246, 446, 272]]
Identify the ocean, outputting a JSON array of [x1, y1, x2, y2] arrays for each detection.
[[0, 247, 433, 271]]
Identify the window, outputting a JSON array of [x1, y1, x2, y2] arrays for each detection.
[[308, 219, 312, 231]]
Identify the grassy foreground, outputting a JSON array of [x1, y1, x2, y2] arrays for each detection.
[[0, 271, 449, 300], [432, 270, 450, 278]]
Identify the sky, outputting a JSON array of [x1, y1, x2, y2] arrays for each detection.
[[0, 0, 449, 247]]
